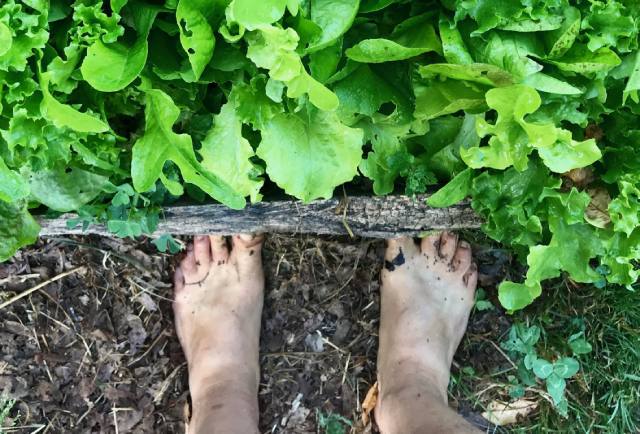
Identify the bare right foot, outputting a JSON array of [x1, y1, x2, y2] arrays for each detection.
[[375, 231, 480, 433]]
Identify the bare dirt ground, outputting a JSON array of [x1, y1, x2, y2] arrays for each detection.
[[0, 234, 511, 433]]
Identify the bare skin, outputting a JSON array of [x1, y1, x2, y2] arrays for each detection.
[[173, 232, 480, 433], [173, 234, 264, 434], [375, 231, 481, 433]]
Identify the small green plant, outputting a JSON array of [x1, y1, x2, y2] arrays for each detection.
[[152, 234, 184, 254], [316, 410, 352, 434], [501, 323, 589, 416], [0, 395, 16, 432], [473, 288, 494, 311]]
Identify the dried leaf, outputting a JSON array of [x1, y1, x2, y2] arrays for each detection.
[[126, 314, 148, 355], [563, 167, 594, 188], [585, 187, 611, 228], [135, 292, 158, 312], [481, 399, 538, 426], [361, 381, 379, 425], [585, 124, 604, 141]]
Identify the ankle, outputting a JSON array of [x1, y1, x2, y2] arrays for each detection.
[[189, 380, 259, 434], [379, 369, 448, 406], [189, 364, 259, 398], [379, 353, 450, 395], [376, 377, 451, 434]]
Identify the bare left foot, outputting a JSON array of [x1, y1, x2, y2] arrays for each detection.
[[173, 234, 264, 433]]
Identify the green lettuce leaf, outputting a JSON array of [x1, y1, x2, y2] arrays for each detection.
[[0, 157, 29, 203], [358, 118, 413, 195], [176, 0, 227, 80], [81, 38, 148, 92], [39, 73, 110, 133], [228, 0, 289, 30], [200, 101, 264, 202], [246, 25, 338, 110], [257, 106, 363, 202], [28, 167, 108, 212], [346, 13, 441, 63], [305, 0, 359, 53], [0, 200, 40, 262], [426, 168, 473, 208], [131, 88, 245, 209]]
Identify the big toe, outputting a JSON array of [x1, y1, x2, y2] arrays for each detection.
[[173, 266, 185, 294], [385, 237, 418, 264]]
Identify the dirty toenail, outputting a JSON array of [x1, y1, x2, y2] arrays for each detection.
[[459, 241, 470, 249], [195, 235, 206, 241]]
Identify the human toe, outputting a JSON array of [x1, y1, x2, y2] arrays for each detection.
[[209, 235, 229, 264], [463, 263, 478, 290], [451, 240, 472, 273], [437, 231, 458, 261], [385, 237, 418, 265], [193, 235, 212, 268], [180, 244, 198, 275], [231, 234, 264, 269]]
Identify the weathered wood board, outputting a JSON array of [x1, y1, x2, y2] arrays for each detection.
[[38, 195, 481, 239]]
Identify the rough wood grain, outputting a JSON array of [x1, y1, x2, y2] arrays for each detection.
[[38, 195, 482, 239]]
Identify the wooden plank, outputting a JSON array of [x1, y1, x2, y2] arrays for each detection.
[[38, 195, 482, 239]]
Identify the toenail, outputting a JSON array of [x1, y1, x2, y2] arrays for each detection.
[[459, 241, 470, 249]]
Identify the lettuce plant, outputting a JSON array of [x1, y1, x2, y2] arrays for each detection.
[[1, 0, 639, 310]]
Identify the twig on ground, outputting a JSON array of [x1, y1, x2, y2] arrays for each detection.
[[341, 353, 351, 385], [0, 267, 85, 310], [478, 336, 519, 371], [340, 188, 355, 239], [128, 328, 170, 367], [0, 273, 41, 286], [154, 363, 186, 405]]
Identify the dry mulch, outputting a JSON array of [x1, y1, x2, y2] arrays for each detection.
[[0, 234, 510, 433]]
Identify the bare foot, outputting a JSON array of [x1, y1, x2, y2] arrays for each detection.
[[375, 231, 479, 433], [173, 234, 264, 433]]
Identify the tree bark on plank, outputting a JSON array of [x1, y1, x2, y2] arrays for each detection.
[[38, 195, 481, 239]]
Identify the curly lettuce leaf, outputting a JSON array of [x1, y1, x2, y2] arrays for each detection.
[[131, 88, 245, 209], [461, 85, 601, 172], [0, 0, 49, 71], [246, 25, 338, 110]]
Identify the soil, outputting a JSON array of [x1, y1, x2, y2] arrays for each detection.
[[0, 234, 512, 433]]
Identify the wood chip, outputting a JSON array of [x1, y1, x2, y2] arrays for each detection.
[[361, 381, 379, 426], [481, 399, 538, 426]]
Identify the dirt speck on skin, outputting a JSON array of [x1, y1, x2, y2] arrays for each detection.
[[0, 235, 508, 433], [383, 248, 405, 272]]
